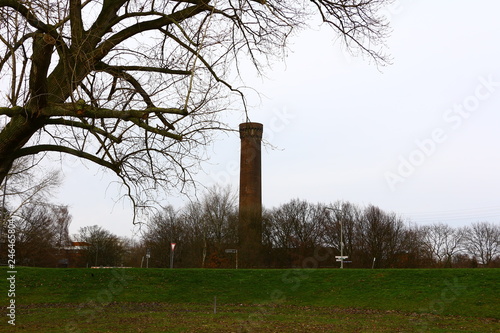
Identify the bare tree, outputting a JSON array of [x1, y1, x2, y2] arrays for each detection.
[[76, 225, 125, 266], [0, 157, 62, 262], [265, 199, 325, 266], [0, 0, 391, 220], [119, 236, 145, 267], [421, 223, 464, 267], [268, 199, 309, 250], [5, 203, 71, 266], [323, 201, 361, 260], [463, 222, 500, 266], [50, 204, 72, 248], [202, 185, 237, 246], [140, 187, 236, 268], [397, 224, 429, 268], [1, 157, 61, 219], [181, 200, 206, 267], [356, 205, 406, 268], [141, 205, 185, 267]]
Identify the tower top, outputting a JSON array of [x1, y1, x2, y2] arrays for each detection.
[[239, 122, 263, 139]]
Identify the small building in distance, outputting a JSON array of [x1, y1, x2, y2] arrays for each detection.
[[58, 241, 90, 268]]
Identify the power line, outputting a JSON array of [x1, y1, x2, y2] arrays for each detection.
[[401, 205, 500, 224]]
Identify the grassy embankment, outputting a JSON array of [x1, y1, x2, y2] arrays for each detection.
[[1, 267, 499, 332]]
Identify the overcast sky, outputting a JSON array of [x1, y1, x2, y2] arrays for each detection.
[[55, 0, 500, 238]]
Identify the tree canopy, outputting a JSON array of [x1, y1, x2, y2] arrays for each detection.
[[0, 0, 390, 219]]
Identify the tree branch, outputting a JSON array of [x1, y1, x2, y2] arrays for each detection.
[[45, 118, 122, 143], [162, 29, 248, 114], [69, 0, 84, 46], [0, 104, 188, 119], [0, 106, 24, 116], [97, 64, 192, 76], [0, 0, 50, 32], [96, 63, 156, 108], [14, 144, 121, 173], [0, 32, 36, 73], [129, 118, 183, 141], [93, 4, 210, 61], [95, 62, 178, 130]]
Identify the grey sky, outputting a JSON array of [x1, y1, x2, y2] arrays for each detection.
[[57, 0, 500, 238]]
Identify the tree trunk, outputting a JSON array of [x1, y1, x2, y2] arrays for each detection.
[[0, 115, 45, 184], [1, 33, 54, 183]]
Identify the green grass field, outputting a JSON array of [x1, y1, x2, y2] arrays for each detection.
[[1, 267, 499, 332]]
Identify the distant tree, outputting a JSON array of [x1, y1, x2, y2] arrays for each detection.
[[200, 185, 238, 267], [463, 222, 500, 266], [267, 203, 297, 251], [0, 157, 63, 263], [140, 187, 237, 268], [181, 200, 206, 267], [142, 205, 186, 267], [51, 205, 72, 248], [451, 253, 475, 268], [356, 205, 406, 268], [0, 0, 391, 220], [7, 204, 71, 267], [265, 202, 298, 267], [323, 201, 361, 263], [76, 225, 125, 266], [421, 223, 464, 267], [201, 185, 238, 248], [120, 236, 145, 267], [1, 157, 61, 220], [397, 224, 429, 268], [266, 199, 325, 266], [14, 205, 55, 266]]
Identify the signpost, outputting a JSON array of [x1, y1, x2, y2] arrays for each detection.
[[170, 243, 176, 269], [225, 249, 238, 269], [335, 255, 349, 268], [146, 248, 150, 268]]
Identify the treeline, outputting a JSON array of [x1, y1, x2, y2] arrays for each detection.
[[2, 186, 499, 268], [263, 200, 499, 268], [1, 204, 72, 267]]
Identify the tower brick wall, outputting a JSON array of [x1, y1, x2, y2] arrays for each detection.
[[238, 122, 263, 268]]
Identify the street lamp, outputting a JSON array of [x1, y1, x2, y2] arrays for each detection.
[[170, 243, 176, 268], [326, 207, 346, 269]]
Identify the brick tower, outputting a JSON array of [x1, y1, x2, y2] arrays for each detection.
[[238, 122, 263, 268]]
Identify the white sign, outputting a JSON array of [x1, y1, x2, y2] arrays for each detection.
[[335, 256, 349, 259], [225, 249, 237, 254], [171, 243, 176, 251]]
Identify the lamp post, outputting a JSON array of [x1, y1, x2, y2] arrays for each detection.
[[340, 215, 344, 269], [170, 243, 176, 268], [326, 207, 346, 269]]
